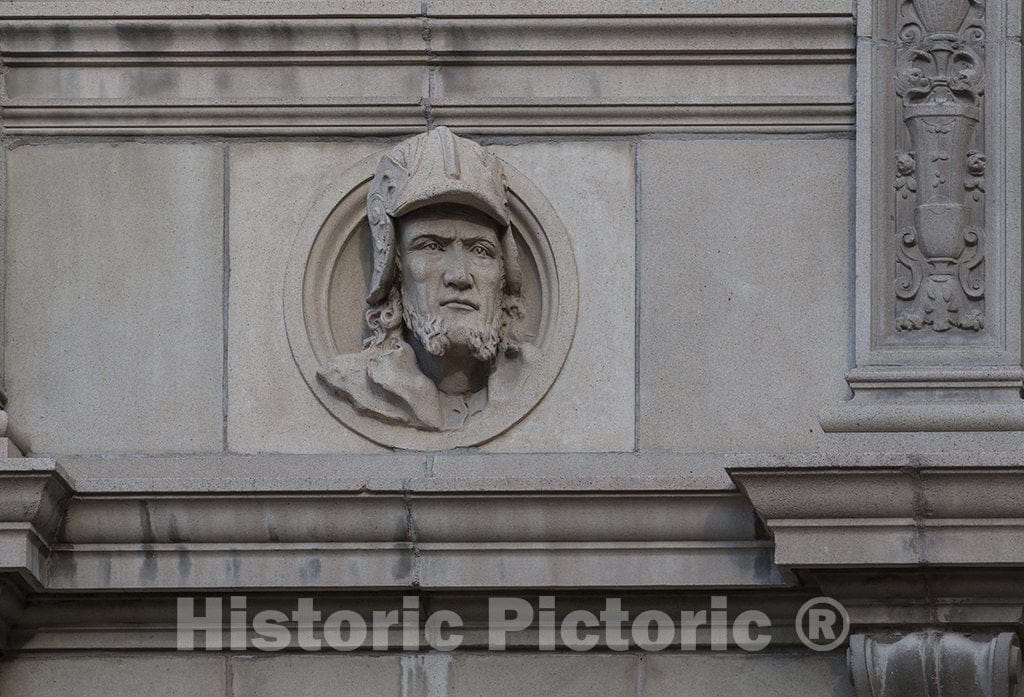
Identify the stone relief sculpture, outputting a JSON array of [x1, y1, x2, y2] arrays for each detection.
[[893, 0, 986, 332], [286, 127, 577, 449], [820, 0, 1021, 432], [316, 127, 533, 431]]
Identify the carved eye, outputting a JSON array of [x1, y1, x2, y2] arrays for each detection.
[[421, 240, 443, 252], [471, 244, 494, 257]]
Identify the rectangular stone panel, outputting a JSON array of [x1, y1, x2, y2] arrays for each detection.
[[441, 654, 638, 697], [639, 138, 851, 452], [230, 655, 402, 697], [486, 142, 635, 452], [645, 654, 855, 697], [229, 140, 633, 454], [227, 142, 386, 454], [5, 143, 224, 454], [0, 654, 226, 696]]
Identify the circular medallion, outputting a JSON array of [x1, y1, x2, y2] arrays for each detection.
[[285, 146, 578, 450]]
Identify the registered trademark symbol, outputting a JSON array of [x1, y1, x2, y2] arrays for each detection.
[[795, 597, 850, 652]]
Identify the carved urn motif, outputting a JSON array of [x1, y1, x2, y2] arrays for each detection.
[[893, 0, 985, 332]]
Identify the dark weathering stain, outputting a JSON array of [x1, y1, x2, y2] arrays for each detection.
[[299, 558, 322, 583], [115, 22, 175, 51], [225, 552, 242, 585], [392, 550, 414, 582], [138, 500, 158, 583], [177, 544, 193, 582]]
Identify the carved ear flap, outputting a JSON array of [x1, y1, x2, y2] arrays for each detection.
[[501, 223, 522, 296], [365, 190, 397, 305]]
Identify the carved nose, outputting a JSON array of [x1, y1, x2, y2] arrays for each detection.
[[443, 247, 472, 290]]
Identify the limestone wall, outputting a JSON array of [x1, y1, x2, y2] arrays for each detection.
[[1, 2, 1022, 696]]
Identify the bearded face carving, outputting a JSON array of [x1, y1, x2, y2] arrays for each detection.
[[316, 128, 532, 432], [397, 206, 507, 362]]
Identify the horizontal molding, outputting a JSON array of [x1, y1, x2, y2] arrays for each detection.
[[1, 104, 430, 136], [0, 457, 784, 592], [820, 403, 1024, 432], [47, 540, 784, 590], [53, 452, 742, 493], [0, 0, 854, 19], [44, 493, 780, 590], [430, 102, 854, 135], [51, 451, 1021, 495], [0, 1, 423, 18], [0, 9, 854, 135], [1, 102, 855, 136], [60, 492, 757, 544], [13, 591, 816, 652], [45, 486, 774, 590], [0, 17, 853, 62]]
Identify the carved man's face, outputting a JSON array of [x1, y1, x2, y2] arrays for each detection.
[[396, 205, 505, 361]]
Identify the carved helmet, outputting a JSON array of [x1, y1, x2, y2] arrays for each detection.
[[365, 126, 522, 305]]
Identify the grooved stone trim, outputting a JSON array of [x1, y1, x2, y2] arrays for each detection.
[[0, 3, 854, 135]]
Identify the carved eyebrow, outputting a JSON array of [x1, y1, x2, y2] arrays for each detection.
[[462, 237, 497, 249], [407, 232, 454, 246]]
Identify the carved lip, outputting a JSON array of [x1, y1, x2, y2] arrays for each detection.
[[441, 298, 479, 311]]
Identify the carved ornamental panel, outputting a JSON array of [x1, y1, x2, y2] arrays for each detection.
[[819, 0, 1021, 431], [894, 0, 986, 333]]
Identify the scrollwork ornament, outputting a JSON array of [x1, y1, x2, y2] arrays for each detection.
[[892, 0, 986, 333], [961, 0, 986, 41], [896, 227, 924, 301], [899, 22, 925, 42], [958, 226, 985, 300]]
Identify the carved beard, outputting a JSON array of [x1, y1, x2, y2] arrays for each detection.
[[402, 302, 502, 363]]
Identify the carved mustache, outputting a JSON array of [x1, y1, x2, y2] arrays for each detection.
[[440, 297, 480, 310]]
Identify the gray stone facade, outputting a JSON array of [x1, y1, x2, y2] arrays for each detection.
[[0, 1, 1022, 695]]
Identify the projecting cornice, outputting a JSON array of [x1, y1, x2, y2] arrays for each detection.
[[0, 0, 855, 135], [0, 453, 786, 592], [0, 459, 73, 589], [730, 462, 1024, 568]]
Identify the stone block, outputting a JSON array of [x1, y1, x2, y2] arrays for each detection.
[[5, 143, 224, 454], [645, 653, 855, 697], [229, 140, 633, 453], [226, 142, 386, 453], [423, 653, 638, 697], [638, 138, 851, 452], [230, 654, 402, 696], [0, 654, 225, 696], [485, 142, 635, 452]]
